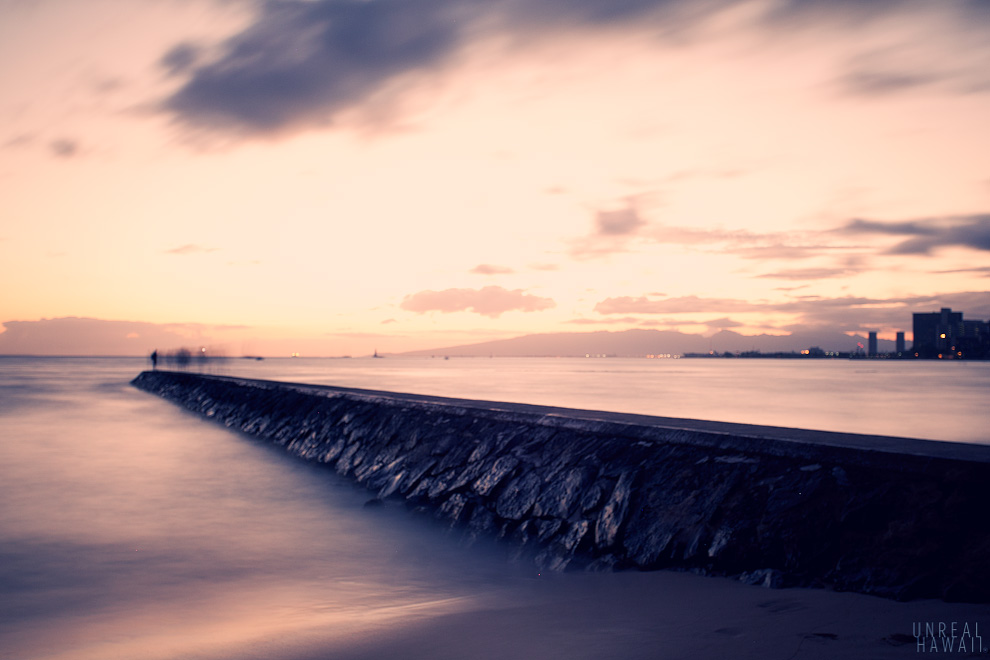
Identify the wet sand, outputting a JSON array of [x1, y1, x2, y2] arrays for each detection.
[[186, 570, 989, 660]]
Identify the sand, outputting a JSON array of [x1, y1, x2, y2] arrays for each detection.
[[189, 569, 989, 660]]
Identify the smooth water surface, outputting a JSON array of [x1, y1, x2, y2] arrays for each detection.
[[0, 358, 533, 659], [215, 356, 988, 443], [1, 357, 988, 659]]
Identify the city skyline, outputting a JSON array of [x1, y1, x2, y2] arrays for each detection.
[[2, 0, 989, 357]]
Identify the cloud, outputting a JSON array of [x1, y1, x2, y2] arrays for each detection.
[[594, 290, 990, 332], [211, 324, 253, 331], [162, 0, 467, 134], [594, 295, 758, 314], [165, 243, 218, 255], [595, 206, 646, 236], [160, 42, 202, 77], [571, 211, 848, 262], [3, 134, 35, 149], [400, 285, 555, 318], [0, 317, 217, 356], [571, 202, 651, 258], [159, 0, 990, 138], [840, 68, 939, 97], [471, 263, 515, 275], [325, 330, 399, 338], [757, 266, 859, 280], [49, 139, 78, 158], [703, 317, 743, 328], [932, 266, 990, 277], [841, 214, 990, 254], [835, 37, 990, 99], [761, 0, 935, 28], [565, 316, 641, 325], [732, 244, 836, 260]]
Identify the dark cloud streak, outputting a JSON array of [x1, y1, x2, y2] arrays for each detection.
[[842, 214, 990, 254], [840, 69, 939, 97], [163, 0, 469, 134], [160, 0, 990, 137]]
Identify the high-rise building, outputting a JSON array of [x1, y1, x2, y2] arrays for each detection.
[[912, 308, 990, 359], [867, 331, 878, 357], [895, 331, 905, 355]]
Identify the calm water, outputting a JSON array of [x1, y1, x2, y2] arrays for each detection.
[[204, 356, 986, 443], [1, 357, 988, 660]]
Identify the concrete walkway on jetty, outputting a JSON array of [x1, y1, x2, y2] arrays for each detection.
[[132, 370, 990, 602]]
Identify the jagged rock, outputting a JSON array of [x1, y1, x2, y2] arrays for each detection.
[[437, 493, 471, 524], [558, 520, 590, 553], [473, 456, 519, 496], [533, 467, 588, 518], [467, 504, 497, 537], [130, 371, 990, 603], [595, 471, 636, 550], [495, 472, 543, 520]]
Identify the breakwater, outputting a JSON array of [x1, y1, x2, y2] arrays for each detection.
[[131, 370, 990, 602]]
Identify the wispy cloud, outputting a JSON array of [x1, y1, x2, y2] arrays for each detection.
[[571, 209, 845, 262], [570, 202, 650, 259], [565, 316, 641, 325], [841, 214, 990, 254], [49, 139, 79, 158], [840, 68, 940, 97], [932, 266, 990, 277], [595, 295, 759, 315], [835, 37, 990, 99], [3, 134, 35, 149], [471, 264, 515, 275], [756, 266, 861, 281], [165, 243, 218, 255], [401, 286, 555, 318], [594, 291, 990, 332]]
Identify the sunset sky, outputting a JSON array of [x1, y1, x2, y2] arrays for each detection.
[[1, 0, 988, 356]]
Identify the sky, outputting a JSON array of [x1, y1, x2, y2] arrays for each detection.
[[1, 0, 989, 356]]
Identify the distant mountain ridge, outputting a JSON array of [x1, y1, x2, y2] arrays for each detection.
[[400, 328, 895, 357]]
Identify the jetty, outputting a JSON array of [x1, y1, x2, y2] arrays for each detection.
[[132, 370, 990, 602]]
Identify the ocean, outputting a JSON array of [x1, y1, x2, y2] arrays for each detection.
[[1, 356, 988, 659], [163, 355, 987, 443]]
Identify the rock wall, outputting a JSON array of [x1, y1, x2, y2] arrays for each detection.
[[131, 370, 990, 602]]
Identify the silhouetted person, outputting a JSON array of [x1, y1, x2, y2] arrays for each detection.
[[150, 350, 158, 370]]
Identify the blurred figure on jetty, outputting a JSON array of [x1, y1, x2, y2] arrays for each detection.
[[150, 349, 158, 370], [159, 346, 227, 374]]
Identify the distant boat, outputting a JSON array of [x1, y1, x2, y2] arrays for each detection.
[[373, 349, 384, 358]]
